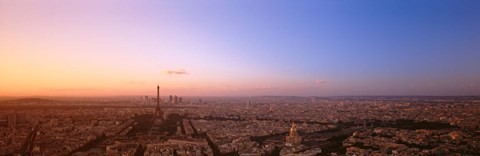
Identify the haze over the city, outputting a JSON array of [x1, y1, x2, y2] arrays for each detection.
[[1, 0, 479, 96]]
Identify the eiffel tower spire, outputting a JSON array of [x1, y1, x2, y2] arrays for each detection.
[[155, 84, 163, 119]]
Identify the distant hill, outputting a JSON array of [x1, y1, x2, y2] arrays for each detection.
[[0, 98, 58, 104]]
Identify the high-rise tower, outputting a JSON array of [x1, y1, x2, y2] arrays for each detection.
[[174, 95, 178, 104], [155, 85, 163, 119]]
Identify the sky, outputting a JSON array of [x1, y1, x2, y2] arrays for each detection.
[[1, 0, 480, 96]]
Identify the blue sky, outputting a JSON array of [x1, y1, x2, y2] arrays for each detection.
[[1, 0, 479, 96]]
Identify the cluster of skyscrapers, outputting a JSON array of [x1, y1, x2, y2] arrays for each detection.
[[168, 95, 182, 105], [140, 95, 183, 105]]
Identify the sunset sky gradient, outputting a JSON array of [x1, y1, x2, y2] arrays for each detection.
[[1, 0, 480, 96]]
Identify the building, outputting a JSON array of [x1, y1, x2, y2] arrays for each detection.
[[106, 142, 139, 156], [286, 123, 301, 146], [7, 113, 16, 128], [7, 112, 26, 128], [144, 138, 213, 156]]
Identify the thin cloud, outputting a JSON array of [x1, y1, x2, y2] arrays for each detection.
[[461, 83, 477, 88], [254, 86, 279, 90], [44, 88, 99, 91], [163, 69, 189, 75], [124, 80, 146, 85], [313, 80, 328, 85]]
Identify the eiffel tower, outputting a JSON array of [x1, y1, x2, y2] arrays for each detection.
[[155, 85, 164, 120]]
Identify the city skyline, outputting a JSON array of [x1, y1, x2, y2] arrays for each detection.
[[1, 0, 480, 96]]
